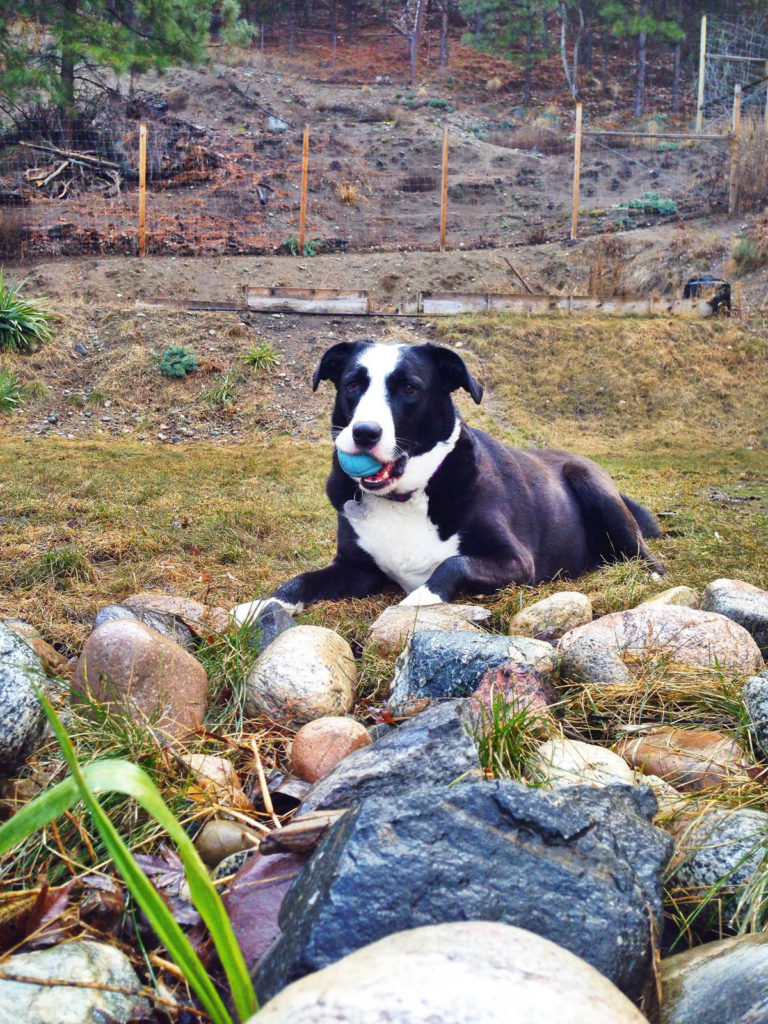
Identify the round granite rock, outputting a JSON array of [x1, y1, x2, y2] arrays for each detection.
[[0, 622, 47, 775], [251, 921, 648, 1024]]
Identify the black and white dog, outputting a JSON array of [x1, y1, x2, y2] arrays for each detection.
[[233, 340, 662, 623]]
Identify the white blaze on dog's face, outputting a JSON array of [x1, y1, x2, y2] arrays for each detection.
[[333, 343, 403, 463]]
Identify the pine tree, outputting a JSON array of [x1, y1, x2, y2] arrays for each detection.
[[0, 1, 218, 123], [459, 0, 558, 105]]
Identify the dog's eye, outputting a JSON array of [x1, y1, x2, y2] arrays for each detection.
[[401, 383, 419, 396], [344, 380, 361, 393]]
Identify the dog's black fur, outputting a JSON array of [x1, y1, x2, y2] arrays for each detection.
[[234, 340, 662, 619]]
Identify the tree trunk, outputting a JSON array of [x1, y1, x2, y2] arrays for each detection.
[[671, 36, 681, 112], [60, 0, 79, 144], [634, 5, 647, 118], [439, 4, 448, 67], [561, 4, 576, 98], [524, 30, 532, 107]]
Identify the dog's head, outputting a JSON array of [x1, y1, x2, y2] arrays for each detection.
[[313, 340, 483, 494]]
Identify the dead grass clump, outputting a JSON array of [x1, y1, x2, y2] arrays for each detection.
[[737, 118, 768, 212], [730, 216, 768, 276], [336, 181, 361, 204], [486, 77, 503, 93], [507, 118, 568, 154], [563, 661, 746, 744], [0, 209, 28, 260]]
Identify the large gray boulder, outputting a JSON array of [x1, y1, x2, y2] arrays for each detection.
[[256, 780, 672, 1004], [252, 922, 648, 1024], [0, 622, 47, 775], [295, 700, 480, 817], [661, 933, 768, 1024]]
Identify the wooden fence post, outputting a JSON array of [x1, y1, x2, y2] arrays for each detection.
[[440, 124, 449, 252], [571, 103, 582, 241], [729, 83, 742, 215], [299, 124, 309, 253], [695, 14, 707, 134], [138, 122, 147, 258]]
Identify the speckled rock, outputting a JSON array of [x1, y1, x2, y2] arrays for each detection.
[[0, 939, 147, 1024], [74, 619, 208, 737], [560, 605, 763, 676], [470, 662, 558, 729], [296, 700, 480, 817], [247, 600, 296, 652], [291, 716, 372, 783], [614, 727, 753, 792], [532, 736, 636, 789], [251, 922, 648, 1024], [508, 591, 592, 643], [700, 578, 768, 657], [0, 622, 47, 775], [367, 603, 488, 653], [92, 603, 195, 649], [637, 586, 700, 609], [559, 633, 632, 685], [670, 806, 768, 930], [245, 626, 356, 725], [742, 672, 768, 758], [389, 630, 557, 717], [661, 933, 768, 1024], [5, 622, 74, 680]]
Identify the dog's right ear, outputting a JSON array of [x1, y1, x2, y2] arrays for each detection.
[[312, 342, 356, 391]]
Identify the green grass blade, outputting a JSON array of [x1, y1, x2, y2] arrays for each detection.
[[0, 689, 258, 1023]]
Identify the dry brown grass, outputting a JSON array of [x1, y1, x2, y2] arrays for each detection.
[[505, 118, 569, 154], [335, 181, 361, 204], [436, 313, 768, 453]]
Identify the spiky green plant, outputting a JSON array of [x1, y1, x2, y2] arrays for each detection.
[[240, 339, 279, 372], [0, 270, 53, 353], [472, 690, 551, 784], [0, 366, 23, 411]]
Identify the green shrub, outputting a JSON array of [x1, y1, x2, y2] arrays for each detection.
[[240, 339, 279, 371], [732, 236, 765, 274], [0, 366, 22, 412], [0, 270, 53, 353], [158, 344, 198, 378], [199, 370, 244, 408]]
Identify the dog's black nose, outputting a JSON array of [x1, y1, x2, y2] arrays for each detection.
[[352, 421, 382, 449]]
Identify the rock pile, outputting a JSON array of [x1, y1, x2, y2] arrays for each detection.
[[4, 577, 768, 1023]]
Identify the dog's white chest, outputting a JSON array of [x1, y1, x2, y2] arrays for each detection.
[[346, 492, 459, 593]]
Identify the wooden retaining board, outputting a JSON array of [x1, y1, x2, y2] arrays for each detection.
[[403, 292, 715, 317], [246, 287, 369, 314]]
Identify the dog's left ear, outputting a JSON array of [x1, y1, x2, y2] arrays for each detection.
[[421, 343, 484, 404], [312, 341, 356, 391]]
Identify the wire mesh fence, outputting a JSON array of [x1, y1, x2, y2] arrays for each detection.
[[0, 88, 758, 260], [574, 117, 734, 239]]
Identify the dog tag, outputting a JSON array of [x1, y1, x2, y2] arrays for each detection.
[[344, 497, 367, 521]]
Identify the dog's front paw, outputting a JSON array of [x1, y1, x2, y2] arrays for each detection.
[[229, 596, 301, 628], [399, 585, 444, 608]]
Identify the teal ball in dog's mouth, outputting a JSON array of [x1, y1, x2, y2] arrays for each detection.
[[337, 450, 384, 479]]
